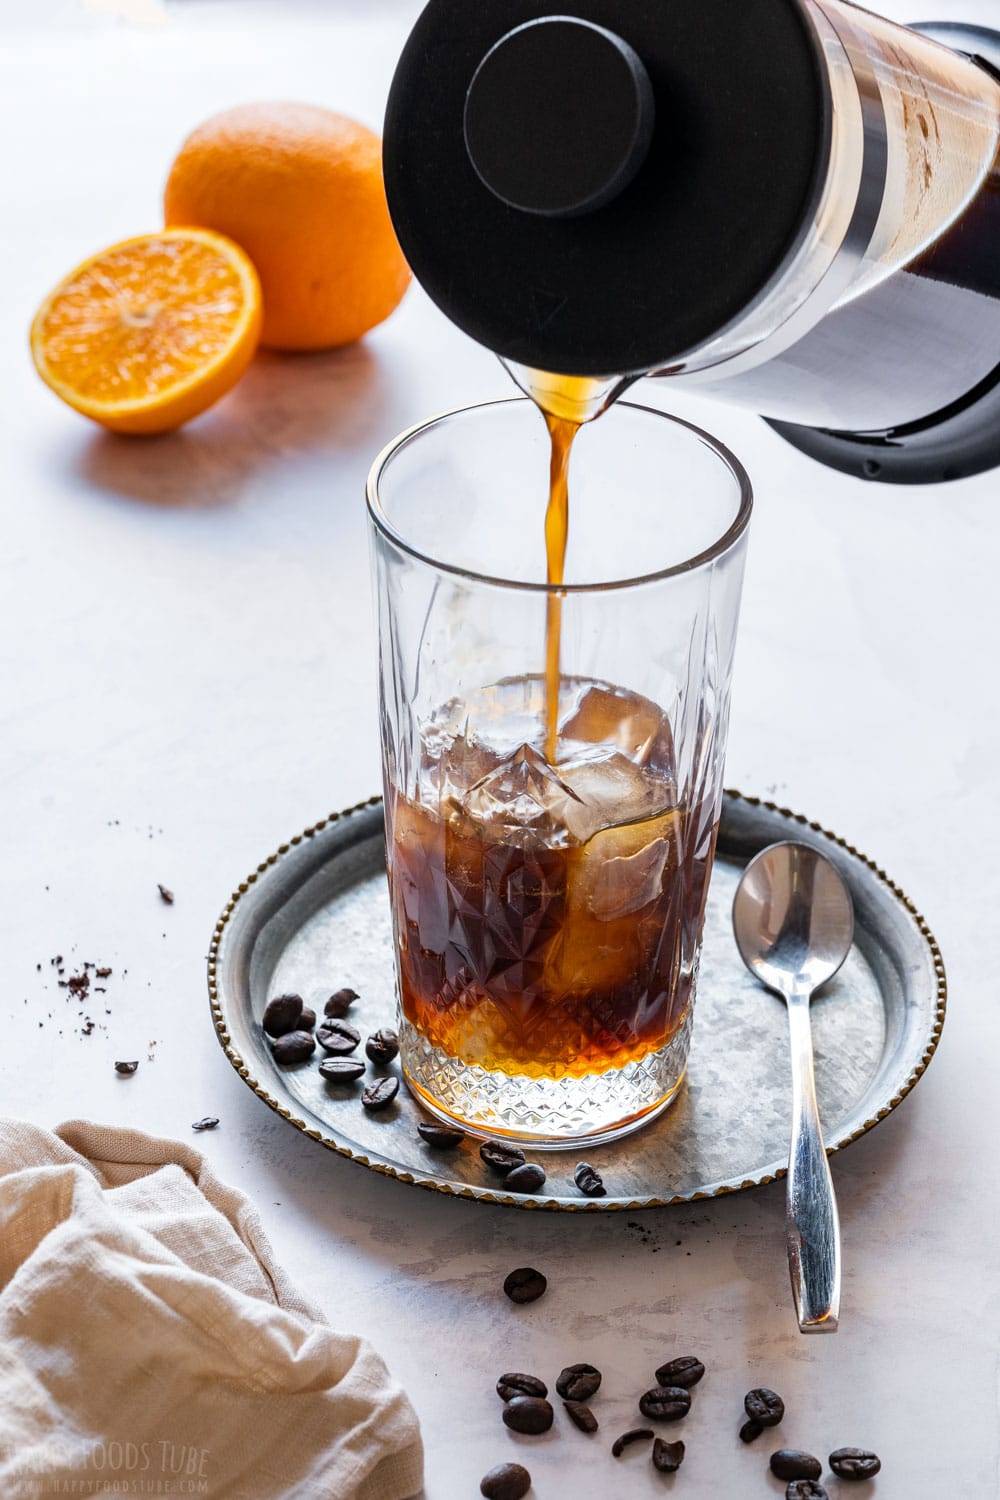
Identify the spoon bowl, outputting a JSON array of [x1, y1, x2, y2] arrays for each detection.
[[734, 841, 855, 997]]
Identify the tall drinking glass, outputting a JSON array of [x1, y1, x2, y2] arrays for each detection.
[[368, 399, 751, 1147]]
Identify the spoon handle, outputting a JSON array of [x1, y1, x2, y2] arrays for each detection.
[[785, 990, 841, 1333]]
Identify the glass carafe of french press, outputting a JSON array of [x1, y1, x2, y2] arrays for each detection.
[[383, 0, 1000, 482]]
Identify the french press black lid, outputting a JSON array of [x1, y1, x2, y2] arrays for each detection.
[[383, 0, 831, 376]]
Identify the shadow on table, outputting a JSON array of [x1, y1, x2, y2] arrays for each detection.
[[229, 1087, 930, 1442], [237, 1074, 919, 1280], [74, 342, 388, 509]]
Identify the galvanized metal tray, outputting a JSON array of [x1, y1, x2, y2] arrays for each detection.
[[207, 792, 945, 1211]]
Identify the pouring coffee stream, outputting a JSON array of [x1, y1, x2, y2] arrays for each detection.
[[530, 372, 635, 761], [541, 409, 571, 763]]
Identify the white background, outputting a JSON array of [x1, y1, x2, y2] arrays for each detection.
[[2, 0, 998, 1494]]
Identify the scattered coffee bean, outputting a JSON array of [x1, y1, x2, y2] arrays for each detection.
[[505, 1163, 546, 1193], [157, 883, 174, 905], [502, 1397, 554, 1435], [417, 1121, 465, 1148], [612, 1428, 654, 1458], [655, 1356, 705, 1389], [192, 1117, 219, 1132], [639, 1386, 691, 1423], [324, 988, 359, 1018], [299, 1007, 316, 1030], [563, 1401, 598, 1434], [652, 1438, 685, 1473], [497, 1373, 548, 1402], [829, 1448, 881, 1480], [361, 1076, 399, 1111], [480, 1140, 526, 1175], [556, 1364, 602, 1402], [365, 1028, 400, 1065], [480, 1462, 531, 1500], [262, 994, 303, 1037], [317, 1019, 362, 1055], [744, 1388, 784, 1427], [786, 1483, 828, 1500], [503, 1267, 547, 1305], [740, 1419, 764, 1444], [771, 1451, 822, 1482], [319, 1057, 366, 1084], [114, 1060, 139, 1076], [574, 1161, 606, 1197], [271, 1030, 316, 1064]]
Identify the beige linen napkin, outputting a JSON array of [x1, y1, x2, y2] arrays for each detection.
[[0, 1118, 424, 1500]]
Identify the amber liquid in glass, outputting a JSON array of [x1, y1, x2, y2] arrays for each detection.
[[389, 677, 715, 1081]]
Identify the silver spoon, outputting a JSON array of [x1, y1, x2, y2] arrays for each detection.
[[732, 841, 854, 1334]]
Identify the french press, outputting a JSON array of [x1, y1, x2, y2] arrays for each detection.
[[383, 1, 1000, 482]]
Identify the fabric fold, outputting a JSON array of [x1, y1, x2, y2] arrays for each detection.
[[0, 1119, 423, 1500]]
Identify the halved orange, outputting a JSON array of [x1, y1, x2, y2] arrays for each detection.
[[30, 227, 262, 434]]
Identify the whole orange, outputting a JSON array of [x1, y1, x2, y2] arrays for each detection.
[[163, 101, 411, 351]]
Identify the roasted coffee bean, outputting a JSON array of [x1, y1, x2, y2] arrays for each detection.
[[417, 1121, 465, 1148], [771, 1451, 822, 1481], [324, 988, 359, 1018], [271, 1030, 316, 1064], [114, 1060, 139, 1076], [502, 1397, 554, 1435], [361, 1076, 399, 1111], [612, 1428, 654, 1458], [652, 1438, 685, 1472], [317, 1019, 362, 1055], [503, 1267, 547, 1305], [740, 1419, 764, 1444], [480, 1140, 526, 1175], [829, 1448, 881, 1480], [563, 1401, 598, 1434], [299, 1007, 316, 1030], [479, 1462, 531, 1500], [262, 993, 303, 1037], [654, 1355, 705, 1389], [574, 1162, 606, 1197], [366, 1028, 400, 1065], [496, 1373, 548, 1402], [192, 1117, 219, 1131], [638, 1386, 691, 1422], [319, 1056, 366, 1084], [744, 1388, 784, 1427], [786, 1483, 828, 1500], [556, 1364, 602, 1402], [505, 1163, 546, 1193]]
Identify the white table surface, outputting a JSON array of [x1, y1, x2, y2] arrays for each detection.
[[2, 1, 998, 1495]]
